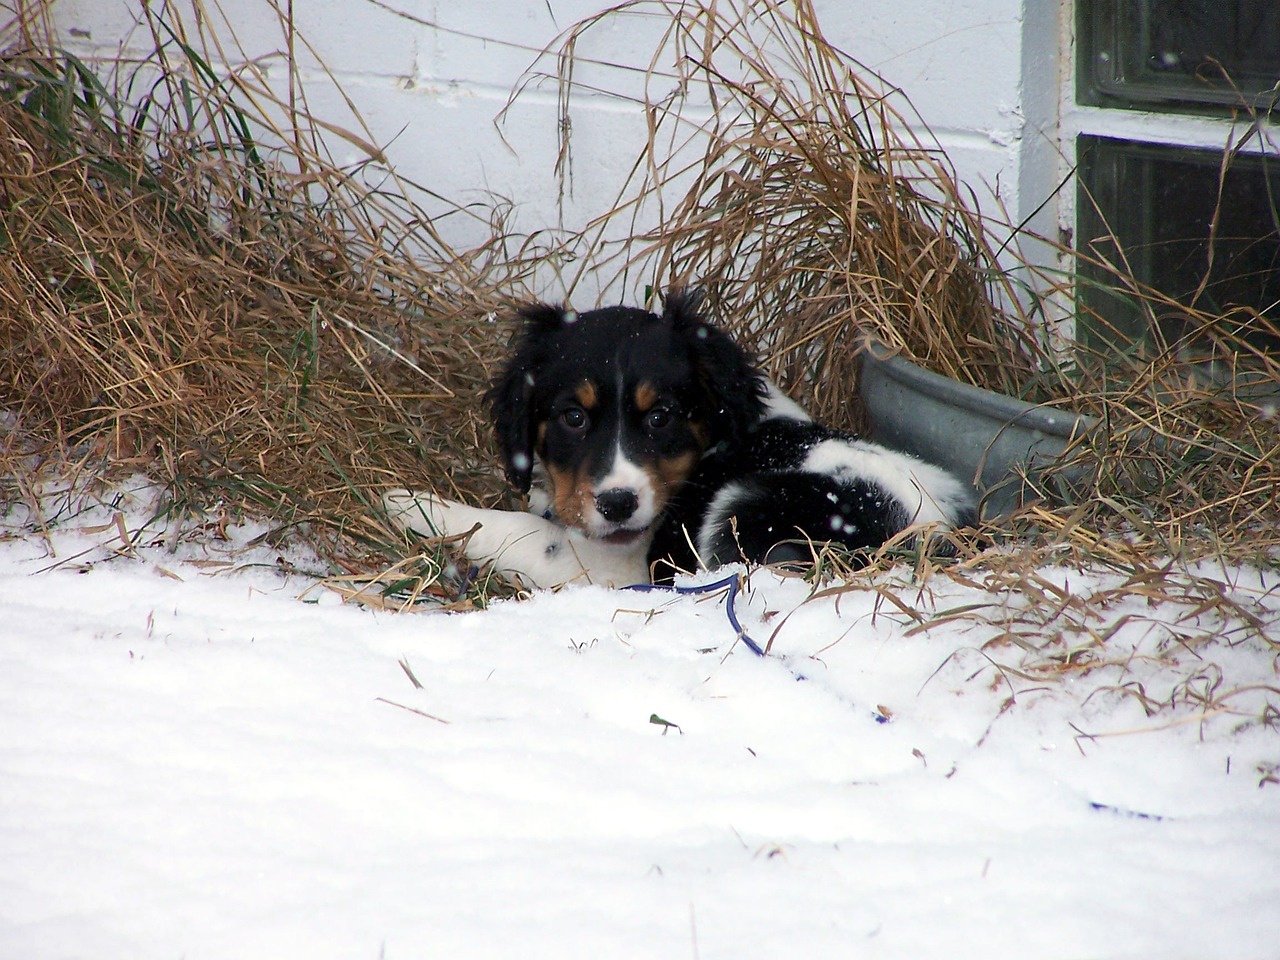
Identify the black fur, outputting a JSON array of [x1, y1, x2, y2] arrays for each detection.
[[647, 418, 921, 577]]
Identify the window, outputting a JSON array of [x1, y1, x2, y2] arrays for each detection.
[[1074, 1, 1279, 364], [1077, 136, 1280, 357], [1079, 0, 1280, 112]]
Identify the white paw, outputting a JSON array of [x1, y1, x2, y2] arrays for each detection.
[[382, 488, 452, 538], [382, 488, 650, 588]]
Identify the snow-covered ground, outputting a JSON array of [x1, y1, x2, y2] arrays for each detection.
[[2, 476, 1278, 959]]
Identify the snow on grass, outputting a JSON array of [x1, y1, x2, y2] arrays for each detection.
[[1, 477, 1278, 959]]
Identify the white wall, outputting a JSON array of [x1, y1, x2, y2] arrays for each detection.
[[49, 0, 1058, 303]]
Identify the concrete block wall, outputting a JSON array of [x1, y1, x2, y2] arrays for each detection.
[[48, 0, 1059, 304]]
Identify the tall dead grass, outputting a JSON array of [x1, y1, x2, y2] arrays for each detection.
[[0, 0, 524, 587], [518, 0, 1049, 413]]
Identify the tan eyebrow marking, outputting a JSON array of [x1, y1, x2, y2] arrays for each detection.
[[574, 380, 598, 409], [634, 381, 658, 412]]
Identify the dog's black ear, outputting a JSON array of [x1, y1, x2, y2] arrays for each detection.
[[663, 288, 765, 444], [486, 302, 569, 492]]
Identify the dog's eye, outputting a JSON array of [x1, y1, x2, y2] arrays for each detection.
[[645, 407, 674, 431], [559, 407, 589, 431]]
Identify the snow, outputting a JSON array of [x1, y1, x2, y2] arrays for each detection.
[[2, 477, 1278, 959]]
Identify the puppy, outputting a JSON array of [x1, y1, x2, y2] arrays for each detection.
[[383, 290, 975, 588]]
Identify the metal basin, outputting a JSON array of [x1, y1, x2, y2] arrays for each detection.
[[859, 339, 1097, 519]]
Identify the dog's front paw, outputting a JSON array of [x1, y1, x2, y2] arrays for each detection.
[[382, 488, 649, 588], [382, 488, 456, 539]]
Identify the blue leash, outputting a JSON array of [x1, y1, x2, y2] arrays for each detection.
[[624, 573, 765, 657]]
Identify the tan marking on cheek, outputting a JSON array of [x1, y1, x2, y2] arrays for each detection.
[[574, 380, 598, 410], [644, 450, 699, 515], [634, 381, 658, 412], [548, 462, 596, 534]]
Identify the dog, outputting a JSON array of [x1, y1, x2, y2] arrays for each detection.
[[383, 290, 975, 588]]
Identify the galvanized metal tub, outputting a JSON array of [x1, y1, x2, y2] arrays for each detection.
[[859, 339, 1097, 519]]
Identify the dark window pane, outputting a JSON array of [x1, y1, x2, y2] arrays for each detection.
[[1080, 0, 1280, 111], [1077, 135, 1280, 359]]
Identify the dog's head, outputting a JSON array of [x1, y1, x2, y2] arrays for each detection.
[[487, 289, 765, 544]]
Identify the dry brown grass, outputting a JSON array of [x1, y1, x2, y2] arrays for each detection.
[[0, 0, 530, 597], [519, 0, 1049, 414]]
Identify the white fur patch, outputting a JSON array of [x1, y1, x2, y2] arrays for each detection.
[[801, 439, 972, 528]]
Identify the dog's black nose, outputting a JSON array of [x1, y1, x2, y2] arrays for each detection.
[[595, 488, 639, 524]]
